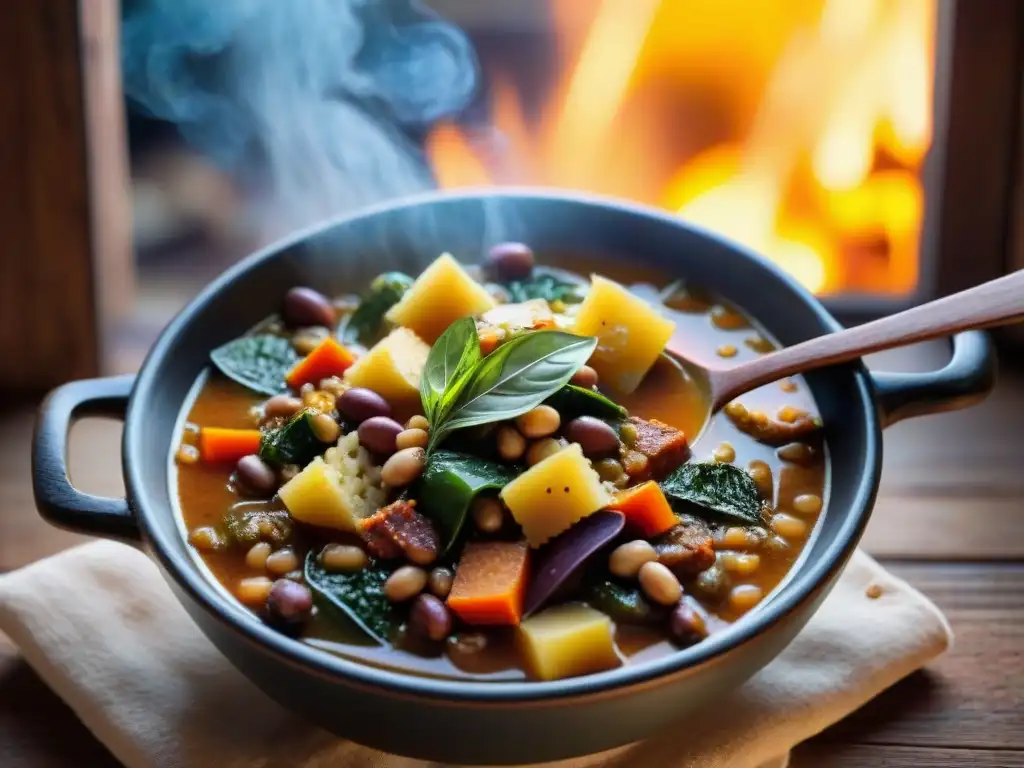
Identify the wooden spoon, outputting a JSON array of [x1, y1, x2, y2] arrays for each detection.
[[669, 270, 1024, 416]]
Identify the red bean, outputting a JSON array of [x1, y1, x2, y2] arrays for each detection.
[[408, 593, 452, 641], [283, 287, 335, 328], [265, 579, 313, 632], [670, 597, 710, 646], [235, 454, 277, 497], [338, 387, 392, 424], [565, 416, 619, 458], [485, 242, 535, 281], [358, 416, 404, 455]]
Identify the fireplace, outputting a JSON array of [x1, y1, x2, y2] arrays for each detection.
[[424, 0, 1021, 318], [0, 0, 1020, 390]]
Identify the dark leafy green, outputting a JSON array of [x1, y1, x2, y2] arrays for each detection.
[[432, 330, 597, 449], [502, 269, 587, 304], [209, 334, 299, 396], [416, 451, 519, 553], [338, 271, 413, 346], [660, 462, 763, 525], [221, 506, 293, 547], [545, 384, 628, 422], [304, 551, 401, 643], [586, 580, 668, 626], [259, 409, 330, 468], [419, 317, 480, 427]]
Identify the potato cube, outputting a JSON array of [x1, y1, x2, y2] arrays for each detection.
[[500, 443, 612, 547], [571, 275, 676, 394], [343, 327, 429, 407], [518, 603, 621, 681], [385, 253, 495, 343], [278, 433, 384, 531]]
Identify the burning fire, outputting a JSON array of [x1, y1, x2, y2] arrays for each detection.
[[426, 0, 935, 295]]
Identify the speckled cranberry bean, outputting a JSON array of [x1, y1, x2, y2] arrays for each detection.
[[565, 416, 619, 458], [283, 287, 335, 328], [358, 416, 404, 455], [235, 454, 277, 496], [485, 242, 534, 281], [408, 593, 453, 641], [338, 387, 392, 424], [265, 579, 313, 632], [670, 598, 709, 645]]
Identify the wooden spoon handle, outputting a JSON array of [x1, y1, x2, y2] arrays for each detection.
[[709, 270, 1024, 410]]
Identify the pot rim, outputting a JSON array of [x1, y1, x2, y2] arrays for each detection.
[[124, 187, 880, 704]]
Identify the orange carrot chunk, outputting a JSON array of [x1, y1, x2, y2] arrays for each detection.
[[606, 481, 678, 537], [199, 428, 262, 464], [285, 336, 356, 389], [478, 328, 501, 356], [447, 540, 530, 625]]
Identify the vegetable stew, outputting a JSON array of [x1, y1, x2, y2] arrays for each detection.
[[175, 246, 827, 682]]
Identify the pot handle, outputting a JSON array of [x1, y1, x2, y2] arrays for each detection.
[[870, 331, 996, 429], [32, 374, 141, 542]]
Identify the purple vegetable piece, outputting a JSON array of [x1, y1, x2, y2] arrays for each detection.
[[523, 510, 625, 616]]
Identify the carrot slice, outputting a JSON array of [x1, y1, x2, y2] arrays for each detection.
[[285, 336, 356, 389], [606, 481, 678, 537], [447, 541, 530, 625], [478, 328, 501, 356], [198, 428, 262, 464]]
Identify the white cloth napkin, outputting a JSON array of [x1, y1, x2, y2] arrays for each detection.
[[0, 541, 951, 768]]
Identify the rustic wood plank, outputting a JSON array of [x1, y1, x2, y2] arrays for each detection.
[[792, 744, 1024, 767], [0, 639, 118, 767], [0, 1, 99, 391], [808, 563, 1024, 751]]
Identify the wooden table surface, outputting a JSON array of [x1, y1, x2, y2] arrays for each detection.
[[1, 342, 1021, 767]]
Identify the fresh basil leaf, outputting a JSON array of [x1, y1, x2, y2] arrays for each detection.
[[416, 451, 519, 553], [660, 462, 763, 525], [338, 272, 413, 346], [502, 269, 587, 304], [304, 551, 401, 643], [210, 334, 299, 395], [586, 579, 669, 626], [259, 409, 331, 468], [545, 384, 628, 422], [419, 317, 480, 425], [440, 331, 598, 438]]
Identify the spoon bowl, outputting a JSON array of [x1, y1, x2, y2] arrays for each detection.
[[664, 268, 1024, 442]]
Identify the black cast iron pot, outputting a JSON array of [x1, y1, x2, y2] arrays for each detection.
[[32, 190, 995, 764]]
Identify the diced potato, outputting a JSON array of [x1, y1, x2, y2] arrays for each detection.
[[343, 327, 429, 407], [571, 274, 676, 394], [278, 433, 384, 531], [385, 253, 495, 343], [447, 541, 530, 625], [500, 443, 613, 548], [518, 603, 621, 681]]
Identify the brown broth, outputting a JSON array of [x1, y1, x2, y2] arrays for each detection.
[[174, 259, 828, 681]]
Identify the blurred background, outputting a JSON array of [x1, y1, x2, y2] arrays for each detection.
[[3, 0, 1021, 391]]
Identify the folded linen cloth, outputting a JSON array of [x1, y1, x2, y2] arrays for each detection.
[[0, 541, 950, 768]]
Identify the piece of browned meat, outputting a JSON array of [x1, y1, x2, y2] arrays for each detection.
[[652, 516, 716, 577], [621, 416, 690, 481], [359, 500, 440, 566]]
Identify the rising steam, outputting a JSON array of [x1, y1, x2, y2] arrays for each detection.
[[121, 0, 481, 237]]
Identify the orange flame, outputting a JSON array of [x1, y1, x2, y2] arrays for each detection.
[[426, 0, 936, 296]]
